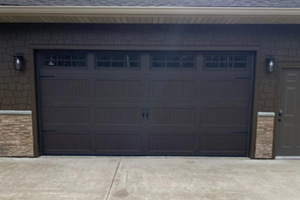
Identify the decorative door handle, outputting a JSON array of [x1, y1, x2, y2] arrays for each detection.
[[146, 108, 149, 119], [142, 108, 145, 119], [278, 109, 283, 117]]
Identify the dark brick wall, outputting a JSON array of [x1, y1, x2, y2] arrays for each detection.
[[0, 24, 299, 112]]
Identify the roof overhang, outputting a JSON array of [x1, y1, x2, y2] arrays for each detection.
[[1, 6, 300, 24]]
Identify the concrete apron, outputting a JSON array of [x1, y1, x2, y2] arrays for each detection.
[[0, 157, 300, 200]]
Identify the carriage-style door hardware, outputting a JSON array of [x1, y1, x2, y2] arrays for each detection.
[[146, 108, 149, 119], [142, 108, 145, 119], [278, 109, 283, 122]]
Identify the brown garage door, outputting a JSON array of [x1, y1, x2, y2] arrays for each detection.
[[37, 50, 254, 156]]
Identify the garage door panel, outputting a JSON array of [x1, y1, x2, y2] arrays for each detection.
[[200, 108, 249, 126], [200, 80, 251, 99], [149, 133, 195, 153], [198, 133, 247, 154], [149, 80, 196, 99], [200, 100, 250, 107], [38, 51, 253, 156], [95, 107, 142, 125], [42, 106, 90, 125], [94, 79, 143, 99], [149, 107, 196, 126], [43, 132, 91, 154], [92, 133, 142, 153], [40, 78, 90, 98]]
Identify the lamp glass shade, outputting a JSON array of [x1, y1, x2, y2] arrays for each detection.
[[266, 58, 275, 73], [14, 54, 24, 71]]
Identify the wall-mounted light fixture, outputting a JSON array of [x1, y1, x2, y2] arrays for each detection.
[[266, 56, 276, 73], [13, 53, 24, 71]]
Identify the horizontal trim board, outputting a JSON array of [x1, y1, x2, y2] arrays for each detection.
[[1, 7, 300, 16], [30, 45, 261, 51], [0, 110, 32, 115], [258, 112, 275, 117]]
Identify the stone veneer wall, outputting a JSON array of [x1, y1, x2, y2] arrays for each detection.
[[0, 111, 34, 157], [255, 112, 275, 159]]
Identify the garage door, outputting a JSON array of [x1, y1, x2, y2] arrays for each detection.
[[37, 50, 254, 156]]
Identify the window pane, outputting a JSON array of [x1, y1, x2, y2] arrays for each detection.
[[72, 55, 85, 60], [98, 61, 110, 67], [57, 55, 71, 60], [182, 55, 194, 61], [128, 54, 139, 61], [97, 54, 110, 60], [96, 53, 140, 68], [111, 55, 125, 61], [220, 62, 229, 68], [152, 55, 165, 61], [167, 55, 180, 61], [58, 61, 71, 66], [129, 62, 139, 68], [220, 56, 228, 61], [43, 53, 86, 68], [44, 60, 56, 66], [44, 55, 57, 60], [234, 55, 247, 61], [205, 54, 247, 70], [206, 62, 219, 68], [72, 61, 85, 67], [167, 62, 180, 68], [152, 54, 194, 69], [112, 62, 125, 67], [182, 62, 194, 68], [206, 55, 219, 61], [234, 62, 247, 68], [153, 62, 165, 68]]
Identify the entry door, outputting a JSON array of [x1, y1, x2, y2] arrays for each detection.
[[277, 68, 300, 156]]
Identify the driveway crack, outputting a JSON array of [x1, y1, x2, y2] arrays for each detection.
[[105, 158, 121, 200]]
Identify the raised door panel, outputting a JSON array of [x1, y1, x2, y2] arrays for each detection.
[[198, 133, 247, 155], [43, 132, 91, 154], [94, 79, 142, 99], [40, 79, 89, 98], [42, 106, 90, 125], [149, 80, 196, 99], [200, 79, 250, 100], [95, 107, 142, 125], [200, 108, 249, 127], [149, 107, 196, 126], [92, 133, 143, 153], [148, 133, 195, 153]]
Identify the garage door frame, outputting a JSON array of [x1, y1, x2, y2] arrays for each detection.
[[29, 45, 261, 157]]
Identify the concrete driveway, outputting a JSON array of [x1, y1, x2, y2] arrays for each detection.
[[0, 157, 299, 200]]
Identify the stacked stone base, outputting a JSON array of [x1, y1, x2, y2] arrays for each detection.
[[0, 111, 34, 157], [255, 112, 275, 159]]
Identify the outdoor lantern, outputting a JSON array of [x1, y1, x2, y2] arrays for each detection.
[[13, 53, 24, 71], [266, 57, 275, 73]]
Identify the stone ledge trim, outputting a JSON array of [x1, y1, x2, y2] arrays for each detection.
[[0, 110, 32, 115], [258, 112, 275, 117]]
